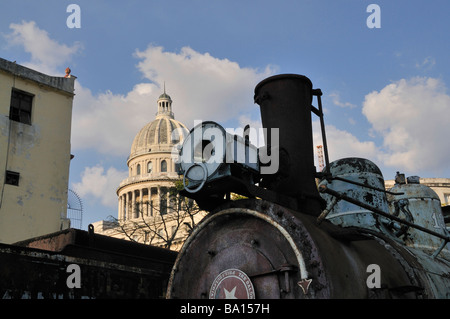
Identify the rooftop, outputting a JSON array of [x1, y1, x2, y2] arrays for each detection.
[[0, 57, 76, 95]]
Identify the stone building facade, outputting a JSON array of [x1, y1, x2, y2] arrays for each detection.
[[0, 58, 76, 244]]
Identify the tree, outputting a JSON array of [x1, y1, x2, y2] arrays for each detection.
[[107, 180, 205, 250]]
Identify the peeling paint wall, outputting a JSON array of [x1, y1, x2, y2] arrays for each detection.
[[0, 59, 75, 244]]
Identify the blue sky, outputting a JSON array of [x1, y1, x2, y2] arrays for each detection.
[[1, 0, 449, 229]]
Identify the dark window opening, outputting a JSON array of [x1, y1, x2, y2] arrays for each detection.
[[10, 89, 33, 125], [160, 188, 168, 215], [161, 160, 167, 172], [5, 171, 20, 186]]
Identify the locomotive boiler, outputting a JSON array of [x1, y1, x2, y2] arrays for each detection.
[[167, 74, 450, 299]]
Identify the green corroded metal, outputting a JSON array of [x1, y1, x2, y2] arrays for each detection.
[[318, 157, 389, 232]]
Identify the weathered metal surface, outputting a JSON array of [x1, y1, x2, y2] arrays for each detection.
[[318, 157, 389, 232], [167, 200, 326, 299], [167, 199, 425, 299], [1, 228, 177, 299], [254, 74, 322, 215], [318, 184, 450, 297], [386, 181, 450, 253], [401, 246, 450, 298]]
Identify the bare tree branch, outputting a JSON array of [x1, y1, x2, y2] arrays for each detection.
[[109, 181, 204, 250]]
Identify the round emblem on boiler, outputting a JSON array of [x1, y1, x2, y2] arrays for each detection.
[[209, 268, 255, 299]]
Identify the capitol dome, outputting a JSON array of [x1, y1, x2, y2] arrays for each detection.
[[129, 116, 188, 161], [118, 88, 189, 194], [128, 91, 189, 162], [117, 88, 191, 221]]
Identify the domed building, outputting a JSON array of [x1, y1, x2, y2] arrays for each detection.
[[117, 90, 189, 221], [93, 89, 207, 251]]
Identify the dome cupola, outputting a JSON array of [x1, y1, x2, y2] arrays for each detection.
[[128, 87, 188, 162], [156, 84, 174, 119]]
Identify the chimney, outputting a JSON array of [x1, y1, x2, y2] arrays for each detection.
[[254, 74, 322, 215]]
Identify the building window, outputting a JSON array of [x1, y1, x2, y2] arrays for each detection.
[[160, 188, 167, 215], [10, 89, 33, 125], [5, 171, 20, 186], [161, 160, 167, 172], [136, 164, 141, 175], [160, 198, 167, 215], [147, 161, 153, 174], [134, 200, 140, 218], [150, 200, 153, 216]]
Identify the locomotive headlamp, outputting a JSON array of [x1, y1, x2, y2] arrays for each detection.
[[176, 121, 259, 193]]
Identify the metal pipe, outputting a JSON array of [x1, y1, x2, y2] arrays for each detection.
[[312, 89, 330, 172]]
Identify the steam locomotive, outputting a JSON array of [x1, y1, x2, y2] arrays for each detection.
[[167, 74, 450, 299]]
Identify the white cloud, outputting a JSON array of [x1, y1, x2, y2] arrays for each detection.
[[4, 22, 276, 157], [71, 82, 159, 155], [329, 91, 357, 108], [313, 121, 379, 167], [363, 77, 450, 174], [72, 166, 127, 208], [301, 77, 450, 177], [71, 45, 276, 156], [134, 45, 277, 125], [415, 56, 436, 71], [5, 20, 82, 75]]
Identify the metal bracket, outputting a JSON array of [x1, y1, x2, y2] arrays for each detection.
[[249, 264, 300, 294]]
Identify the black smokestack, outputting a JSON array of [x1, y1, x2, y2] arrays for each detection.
[[254, 74, 322, 215]]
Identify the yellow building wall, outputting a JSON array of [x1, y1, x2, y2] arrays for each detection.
[[0, 62, 75, 244]]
